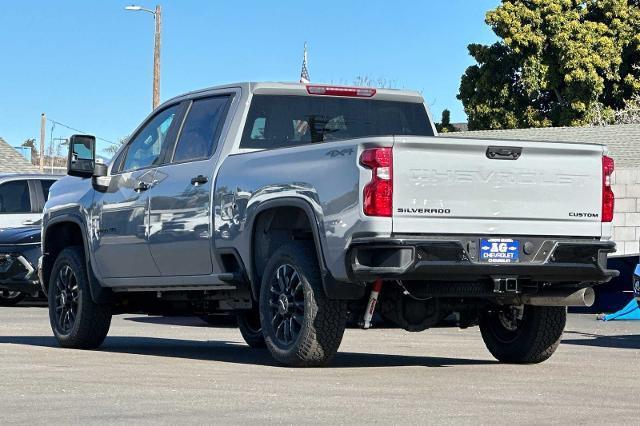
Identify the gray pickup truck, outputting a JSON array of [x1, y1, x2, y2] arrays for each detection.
[[41, 82, 618, 366]]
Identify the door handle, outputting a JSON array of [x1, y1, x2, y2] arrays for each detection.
[[134, 181, 151, 192], [191, 175, 208, 186]]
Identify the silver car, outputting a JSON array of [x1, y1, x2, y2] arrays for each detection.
[[0, 174, 59, 228]]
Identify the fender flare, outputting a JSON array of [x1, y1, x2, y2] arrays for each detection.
[[245, 197, 364, 301], [43, 214, 112, 304]]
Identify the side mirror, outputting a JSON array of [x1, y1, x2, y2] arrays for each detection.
[[91, 161, 111, 192], [67, 134, 96, 178]]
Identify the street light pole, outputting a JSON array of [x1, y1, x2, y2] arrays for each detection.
[[125, 5, 162, 110], [39, 113, 45, 172]]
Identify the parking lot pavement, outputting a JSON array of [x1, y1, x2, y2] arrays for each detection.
[[0, 307, 638, 425]]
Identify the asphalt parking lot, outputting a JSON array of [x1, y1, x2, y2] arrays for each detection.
[[1, 306, 638, 424]]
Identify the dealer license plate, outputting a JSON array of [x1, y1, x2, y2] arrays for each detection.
[[479, 238, 520, 263]]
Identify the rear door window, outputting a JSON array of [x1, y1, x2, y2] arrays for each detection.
[[41, 179, 57, 202], [240, 95, 433, 150], [0, 180, 31, 213], [172, 96, 231, 163]]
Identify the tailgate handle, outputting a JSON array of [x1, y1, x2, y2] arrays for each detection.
[[486, 146, 522, 160]]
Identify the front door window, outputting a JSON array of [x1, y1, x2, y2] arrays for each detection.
[[122, 105, 180, 172]]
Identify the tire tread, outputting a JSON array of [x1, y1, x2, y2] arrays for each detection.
[[480, 305, 566, 364], [260, 242, 346, 367]]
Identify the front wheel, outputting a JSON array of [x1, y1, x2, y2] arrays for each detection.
[[479, 305, 566, 364], [259, 242, 347, 367], [0, 290, 26, 306], [48, 246, 112, 349]]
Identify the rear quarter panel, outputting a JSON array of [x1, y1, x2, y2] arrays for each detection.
[[214, 138, 392, 282]]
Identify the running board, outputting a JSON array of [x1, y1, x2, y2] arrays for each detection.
[[104, 272, 242, 292], [111, 283, 236, 293]]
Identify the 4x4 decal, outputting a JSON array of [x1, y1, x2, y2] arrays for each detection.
[[326, 148, 354, 158]]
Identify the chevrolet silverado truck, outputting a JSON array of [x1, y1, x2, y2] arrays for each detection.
[[41, 82, 618, 366]]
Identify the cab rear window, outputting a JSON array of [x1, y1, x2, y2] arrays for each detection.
[[240, 95, 433, 150]]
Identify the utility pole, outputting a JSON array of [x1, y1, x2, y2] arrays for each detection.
[[125, 5, 162, 110], [152, 5, 161, 110], [39, 113, 45, 172]]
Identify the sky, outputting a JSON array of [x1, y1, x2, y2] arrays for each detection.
[[0, 0, 499, 155]]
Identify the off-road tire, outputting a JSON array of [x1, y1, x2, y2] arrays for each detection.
[[259, 242, 347, 367], [48, 246, 112, 349], [237, 308, 266, 348], [479, 305, 566, 364], [0, 291, 26, 306]]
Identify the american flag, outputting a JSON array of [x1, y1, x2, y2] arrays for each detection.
[[300, 42, 310, 84]]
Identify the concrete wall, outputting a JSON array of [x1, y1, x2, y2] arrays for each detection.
[[611, 167, 640, 256]]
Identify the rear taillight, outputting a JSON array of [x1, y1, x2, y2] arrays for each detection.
[[307, 85, 376, 98], [602, 155, 615, 222], [360, 147, 392, 217]]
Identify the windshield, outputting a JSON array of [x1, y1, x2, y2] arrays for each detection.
[[240, 95, 433, 150]]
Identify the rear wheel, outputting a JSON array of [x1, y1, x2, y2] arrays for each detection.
[[237, 307, 265, 348], [259, 242, 346, 367], [479, 305, 566, 364], [48, 246, 112, 349], [0, 290, 26, 306]]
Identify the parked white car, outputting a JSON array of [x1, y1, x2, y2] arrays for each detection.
[[0, 174, 60, 228]]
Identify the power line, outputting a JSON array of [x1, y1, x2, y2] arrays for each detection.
[[46, 118, 118, 145]]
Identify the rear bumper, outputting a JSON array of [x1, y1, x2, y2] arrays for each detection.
[[347, 236, 618, 284]]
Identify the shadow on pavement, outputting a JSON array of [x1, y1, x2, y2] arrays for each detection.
[[126, 314, 399, 329], [0, 335, 497, 368], [125, 315, 236, 328], [15, 301, 48, 308], [562, 331, 640, 349]]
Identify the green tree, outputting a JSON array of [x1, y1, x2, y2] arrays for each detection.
[[436, 109, 457, 133], [458, 0, 640, 130], [104, 137, 127, 155]]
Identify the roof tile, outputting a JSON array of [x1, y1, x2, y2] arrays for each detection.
[[0, 139, 39, 173], [441, 124, 640, 167]]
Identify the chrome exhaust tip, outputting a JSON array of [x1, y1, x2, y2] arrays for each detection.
[[522, 287, 595, 307]]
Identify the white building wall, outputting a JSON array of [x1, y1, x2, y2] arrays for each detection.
[[611, 166, 640, 255], [442, 125, 640, 256]]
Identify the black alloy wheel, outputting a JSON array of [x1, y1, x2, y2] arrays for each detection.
[[53, 264, 79, 334], [267, 264, 305, 346]]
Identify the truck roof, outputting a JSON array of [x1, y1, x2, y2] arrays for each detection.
[[163, 82, 425, 106]]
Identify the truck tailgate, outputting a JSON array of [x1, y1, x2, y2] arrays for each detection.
[[392, 136, 604, 237]]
